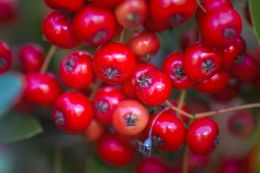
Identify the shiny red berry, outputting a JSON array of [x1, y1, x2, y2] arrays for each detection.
[[128, 31, 160, 61], [135, 157, 169, 173], [115, 0, 148, 28], [0, 41, 12, 74], [112, 100, 149, 136], [93, 42, 136, 84], [96, 134, 135, 166], [72, 5, 119, 46], [59, 51, 93, 89], [91, 0, 123, 8], [183, 43, 222, 81], [19, 44, 44, 73], [146, 109, 186, 151], [44, 0, 84, 12], [135, 69, 172, 106], [52, 91, 94, 133], [163, 51, 194, 89], [42, 11, 79, 49], [24, 73, 61, 105], [93, 86, 125, 125], [187, 118, 219, 155], [200, 7, 242, 47]]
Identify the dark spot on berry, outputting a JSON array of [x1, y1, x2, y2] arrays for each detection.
[[104, 67, 120, 80], [126, 12, 140, 23], [124, 112, 139, 127], [92, 29, 107, 44], [213, 135, 220, 147], [234, 53, 245, 64], [201, 59, 215, 73], [224, 28, 236, 39], [137, 74, 152, 89], [64, 57, 76, 72], [96, 100, 109, 113], [152, 135, 164, 146], [234, 119, 245, 131], [173, 65, 186, 80], [0, 57, 7, 68], [170, 14, 183, 26], [55, 110, 65, 126]]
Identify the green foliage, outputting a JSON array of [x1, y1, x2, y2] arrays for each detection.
[[250, 0, 260, 45]]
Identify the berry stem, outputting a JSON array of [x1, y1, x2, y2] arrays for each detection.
[[177, 90, 187, 117], [119, 27, 126, 43], [196, 0, 207, 13], [194, 103, 260, 119], [54, 146, 62, 173], [182, 146, 189, 173], [40, 45, 58, 73], [89, 79, 103, 100], [165, 100, 194, 119]]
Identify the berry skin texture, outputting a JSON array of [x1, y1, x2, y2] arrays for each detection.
[[146, 109, 186, 151], [44, 0, 85, 12], [93, 86, 125, 125], [135, 157, 169, 173], [52, 91, 94, 133], [24, 73, 61, 105], [0, 41, 12, 74], [72, 5, 119, 46], [43, 11, 79, 49], [128, 31, 160, 61], [112, 100, 149, 136], [115, 0, 148, 28], [183, 43, 222, 81], [200, 7, 242, 47], [93, 42, 137, 84], [19, 44, 44, 73], [163, 51, 194, 89], [84, 119, 104, 142], [136, 69, 172, 106], [96, 134, 135, 166], [195, 72, 230, 93], [59, 51, 93, 89], [187, 118, 219, 155]]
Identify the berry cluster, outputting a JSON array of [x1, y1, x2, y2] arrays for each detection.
[[1, 0, 260, 172]]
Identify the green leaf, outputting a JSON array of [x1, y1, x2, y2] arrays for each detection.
[[250, 0, 260, 45], [0, 112, 43, 144], [0, 73, 24, 117]]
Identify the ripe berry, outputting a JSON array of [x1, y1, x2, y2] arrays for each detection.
[[0, 0, 16, 22], [200, 7, 242, 47], [128, 31, 160, 61], [0, 41, 12, 74], [135, 157, 169, 173], [19, 44, 44, 73], [135, 69, 172, 106], [149, 0, 196, 28], [183, 43, 222, 81], [228, 111, 256, 138], [42, 11, 79, 49], [91, 0, 123, 8], [96, 134, 135, 166], [163, 51, 194, 89], [24, 73, 61, 105], [115, 0, 148, 28], [52, 91, 94, 133], [93, 86, 125, 125], [112, 100, 149, 136], [44, 0, 85, 12], [72, 5, 119, 46], [195, 72, 230, 93], [59, 51, 93, 89], [146, 109, 186, 151], [84, 119, 104, 141], [187, 118, 219, 155], [93, 42, 136, 84], [212, 80, 240, 102], [218, 158, 247, 173]]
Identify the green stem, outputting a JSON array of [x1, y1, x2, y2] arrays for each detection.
[[40, 45, 58, 73]]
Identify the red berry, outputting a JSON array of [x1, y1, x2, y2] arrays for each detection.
[[44, 0, 85, 12], [24, 73, 61, 105], [200, 7, 242, 47], [93, 42, 137, 84], [187, 118, 219, 155], [72, 5, 119, 46], [91, 0, 123, 8], [0, 41, 12, 74], [52, 91, 94, 133], [96, 134, 135, 166], [19, 44, 44, 73], [84, 119, 104, 142], [59, 51, 93, 89], [42, 11, 79, 49], [195, 72, 230, 93], [163, 51, 194, 89], [135, 69, 172, 106], [218, 158, 246, 173], [115, 0, 148, 28], [0, 0, 16, 22], [128, 31, 160, 61], [183, 43, 222, 81], [93, 86, 125, 125], [135, 157, 169, 173], [146, 109, 186, 151], [112, 100, 149, 136], [180, 29, 199, 50]]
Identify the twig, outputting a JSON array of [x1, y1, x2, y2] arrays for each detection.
[[40, 45, 58, 73]]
